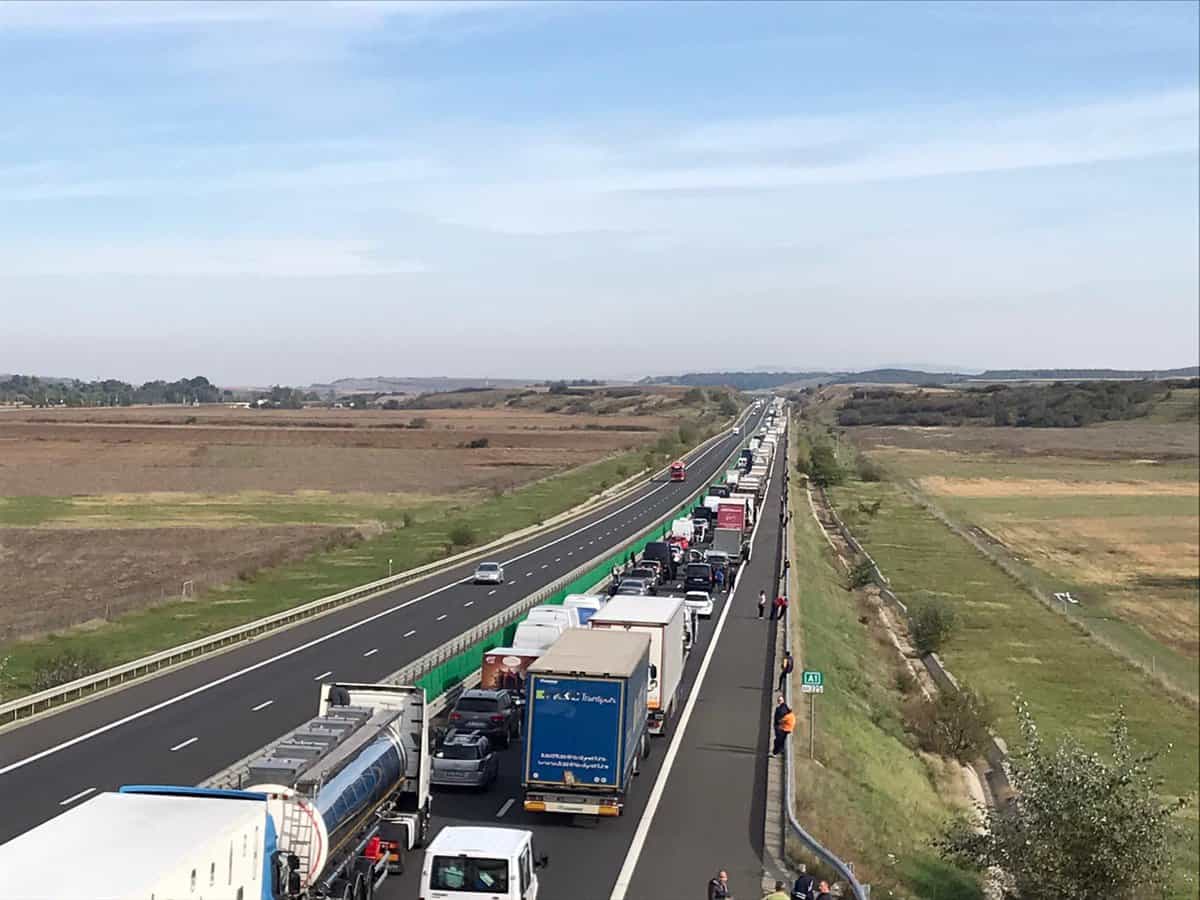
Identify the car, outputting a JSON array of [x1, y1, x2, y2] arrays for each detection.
[[627, 566, 660, 587], [686, 548, 706, 564], [638, 559, 665, 583], [431, 729, 499, 790], [683, 562, 713, 592], [448, 688, 520, 747], [615, 577, 652, 596], [684, 590, 714, 618], [473, 561, 505, 584]]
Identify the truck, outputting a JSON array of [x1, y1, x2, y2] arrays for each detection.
[[522, 629, 651, 817], [725, 468, 740, 486], [482, 646, 544, 696], [713, 526, 743, 560], [0, 682, 433, 900], [729, 491, 757, 526], [420, 826, 549, 900], [669, 459, 687, 481], [210, 681, 432, 893], [670, 516, 695, 543], [716, 499, 746, 532], [0, 786, 277, 900], [588, 595, 686, 737]]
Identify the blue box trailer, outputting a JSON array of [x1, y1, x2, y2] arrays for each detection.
[[522, 629, 651, 817]]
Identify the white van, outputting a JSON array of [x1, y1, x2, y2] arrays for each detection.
[[561, 594, 605, 625], [524, 604, 581, 631], [512, 621, 563, 651], [420, 826, 547, 900]]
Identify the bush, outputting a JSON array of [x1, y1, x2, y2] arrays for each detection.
[[907, 685, 995, 762], [849, 558, 876, 589], [409, 416, 428, 429], [855, 455, 884, 482], [465, 437, 490, 449], [809, 441, 844, 486], [400, 511, 414, 528], [894, 669, 917, 695], [31, 649, 102, 691], [448, 522, 476, 547], [908, 597, 956, 654]]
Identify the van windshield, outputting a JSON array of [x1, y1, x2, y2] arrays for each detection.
[[430, 856, 509, 892]]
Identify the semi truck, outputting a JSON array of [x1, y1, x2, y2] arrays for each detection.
[[716, 498, 748, 533], [669, 460, 687, 481], [522, 628, 651, 817], [588, 595, 686, 736], [0, 682, 432, 900], [713, 526, 743, 560]]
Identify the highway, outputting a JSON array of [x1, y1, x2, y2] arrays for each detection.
[[0, 405, 766, 846], [377, 417, 787, 900]]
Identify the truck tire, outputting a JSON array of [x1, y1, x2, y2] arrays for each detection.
[[641, 732, 651, 760]]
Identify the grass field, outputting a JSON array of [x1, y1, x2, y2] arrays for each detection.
[[827, 473, 1199, 898], [788, 469, 981, 899]]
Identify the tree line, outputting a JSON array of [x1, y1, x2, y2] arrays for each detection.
[[837, 380, 1196, 428], [0, 374, 230, 407]]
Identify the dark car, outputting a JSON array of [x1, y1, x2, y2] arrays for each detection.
[[641, 541, 676, 580], [708, 484, 730, 498], [684, 562, 714, 592], [448, 689, 520, 747], [431, 730, 499, 790], [615, 577, 652, 596]]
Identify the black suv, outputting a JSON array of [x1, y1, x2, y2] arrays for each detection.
[[448, 689, 520, 748]]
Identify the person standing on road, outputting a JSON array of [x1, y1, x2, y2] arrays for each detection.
[[763, 881, 790, 900], [707, 870, 732, 900], [772, 593, 788, 621], [714, 565, 725, 591], [791, 866, 817, 900], [773, 694, 790, 730], [778, 651, 794, 692], [758, 589, 767, 619], [815, 881, 832, 900], [772, 704, 796, 756]]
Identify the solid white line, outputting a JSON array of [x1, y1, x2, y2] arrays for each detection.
[[609, 436, 775, 900], [488, 589, 498, 596], [464, 601, 474, 607], [313, 671, 332, 681], [403, 630, 416, 638], [496, 798, 515, 818], [251, 700, 273, 711], [170, 737, 198, 752], [0, 419, 745, 780], [59, 787, 95, 806], [437, 614, 448, 621], [363, 648, 379, 657]]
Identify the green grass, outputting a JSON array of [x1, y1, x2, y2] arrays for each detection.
[[788, 442, 982, 898], [0, 446, 661, 698], [0, 496, 74, 526], [868, 449, 1200, 486], [827, 478, 1200, 898], [1147, 388, 1200, 424]]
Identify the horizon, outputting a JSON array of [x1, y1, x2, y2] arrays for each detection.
[[1, 1, 1197, 382]]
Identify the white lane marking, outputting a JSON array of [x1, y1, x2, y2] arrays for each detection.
[[555, 557, 561, 563], [525, 572, 533, 577], [251, 700, 274, 711], [313, 671, 333, 681], [567, 551, 573, 556], [464, 601, 474, 607], [496, 798, 515, 818], [609, 436, 776, 900], [437, 614, 448, 621], [0, 424, 742, 779], [403, 630, 416, 638], [363, 648, 379, 657], [488, 589, 498, 596], [170, 737, 198, 752], [540, 564, 548, 570], [59, 787, 96, 806], [507, 579, 516, 585]]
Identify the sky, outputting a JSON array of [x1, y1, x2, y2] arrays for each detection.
[[1, 1, 1197, 385]]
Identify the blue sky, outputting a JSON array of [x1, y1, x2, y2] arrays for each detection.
[[1, 1, 1196, 383]]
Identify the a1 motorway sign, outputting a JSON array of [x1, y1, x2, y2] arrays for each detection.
[[801, 670, 824, 694]]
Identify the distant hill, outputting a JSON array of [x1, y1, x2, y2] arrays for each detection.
[[305, 376, 535, 396], [644, 366, 1199, 391]]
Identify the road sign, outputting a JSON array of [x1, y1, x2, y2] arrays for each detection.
[[801, 670, 824, 694]]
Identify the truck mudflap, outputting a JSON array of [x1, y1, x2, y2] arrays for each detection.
[[524, 790, 623, 817]]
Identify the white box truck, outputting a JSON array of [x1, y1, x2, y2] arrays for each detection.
[[588, 595, 686, 737], [420, 826, 548, 900]]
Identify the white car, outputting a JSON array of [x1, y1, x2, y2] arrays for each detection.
[[473, 561, 505, 584], [685, 590, 714, 618]]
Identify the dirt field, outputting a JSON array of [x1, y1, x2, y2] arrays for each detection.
[[0, 524, 357, 641], [0, 392, 718, 640]]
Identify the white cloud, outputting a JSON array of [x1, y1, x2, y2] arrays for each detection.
[[0, 239, 427, 277]]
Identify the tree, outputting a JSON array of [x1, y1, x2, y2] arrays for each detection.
[[908, 597, 956, 653], [808, 441, 844, 486], [908, 685, 995, 762], [938, 702, 1189, 900]]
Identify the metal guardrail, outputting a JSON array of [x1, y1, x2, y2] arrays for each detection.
[[779, 420, 870, 900], [1, 414, 752, 727], [204, 420, 756, 790]]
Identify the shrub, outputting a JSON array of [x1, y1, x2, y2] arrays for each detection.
[[894, 669, 917, 695], [855, 455, 884, 482], [400, 511, 414, 528], [31, 649, 102, 691], [808, 441, 844, 486], [848, 558, 876, 589], [409, 416, 428, 429], [465, 437, 490, 449], [907, 685, 995, 762], [908, 597, 956, 654], [448, 522, 476, 547]]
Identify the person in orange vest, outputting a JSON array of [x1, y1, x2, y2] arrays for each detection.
[[772, 703, 796, 756]]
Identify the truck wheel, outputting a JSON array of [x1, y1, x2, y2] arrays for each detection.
[[641, 732, 651, 760], [633, 752, 641, 776]]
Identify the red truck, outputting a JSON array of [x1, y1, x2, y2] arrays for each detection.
[[669, 460, 687, 481]]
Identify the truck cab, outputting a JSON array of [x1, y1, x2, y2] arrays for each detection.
[[420, 826, 547, 900], [669, 460, 686, 481]]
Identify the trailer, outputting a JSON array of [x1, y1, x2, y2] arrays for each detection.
[[588, 595, 686, 736], [522, 629, 651, 817]]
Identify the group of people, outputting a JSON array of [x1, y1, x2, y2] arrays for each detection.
[[708, 869, 836, 900], [756, 588, 788, 620]]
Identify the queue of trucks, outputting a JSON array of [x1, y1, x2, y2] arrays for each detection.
[[0, 402, 782, 900]]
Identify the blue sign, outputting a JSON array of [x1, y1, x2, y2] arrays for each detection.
[[526, 676, 622, 787]]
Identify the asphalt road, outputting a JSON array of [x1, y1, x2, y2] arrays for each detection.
[[0, 407, 766, 846], [377, 420, 786, 900]]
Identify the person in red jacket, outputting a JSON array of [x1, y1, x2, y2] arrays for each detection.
[[772, 593, 788, 620]]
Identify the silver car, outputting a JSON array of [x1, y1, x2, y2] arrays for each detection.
[[473, 561, 505, 584], [431, 730, 499, 790]]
